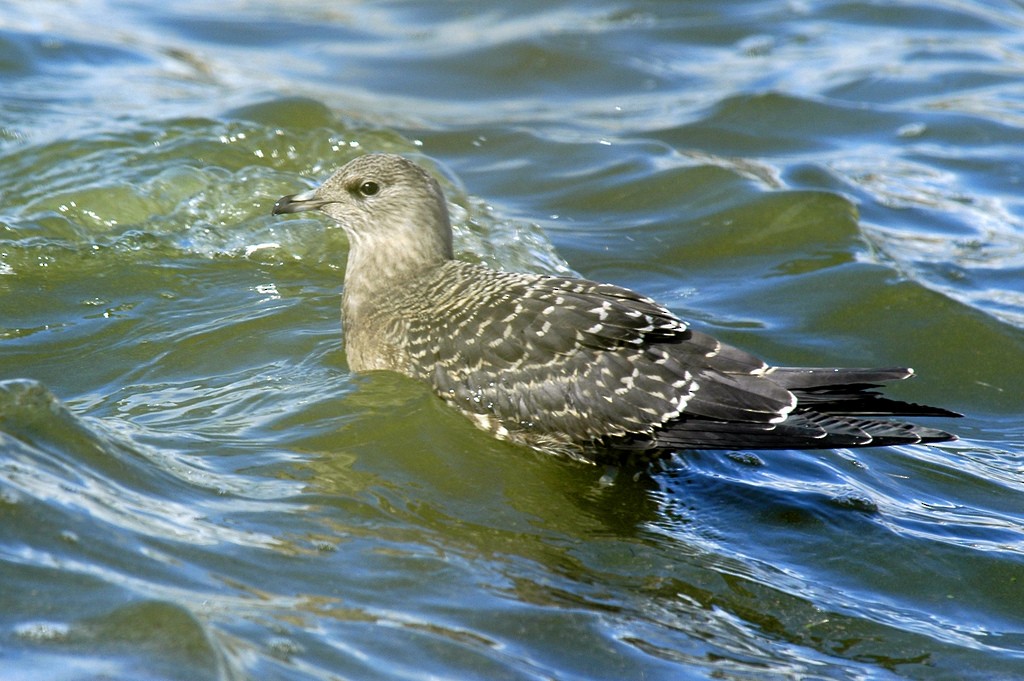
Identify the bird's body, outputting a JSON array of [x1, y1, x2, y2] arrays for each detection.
[[273, 153, 957, 462]]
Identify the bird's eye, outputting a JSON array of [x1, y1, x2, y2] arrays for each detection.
[[358, 181, 380, 197]]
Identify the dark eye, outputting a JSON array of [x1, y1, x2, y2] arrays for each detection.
[[358, 181, 380, 197]]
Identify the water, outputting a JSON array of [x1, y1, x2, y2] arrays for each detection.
[[2, 1, 1023, 679]]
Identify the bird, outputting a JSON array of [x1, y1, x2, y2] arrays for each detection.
[[272, 153, 958, 463]]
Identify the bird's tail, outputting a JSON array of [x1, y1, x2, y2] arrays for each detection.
[[632, 366, 960, 451], [769, 366, 961, 418]]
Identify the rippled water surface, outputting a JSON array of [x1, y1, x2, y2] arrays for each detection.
[[3, 1, 1024, 679]]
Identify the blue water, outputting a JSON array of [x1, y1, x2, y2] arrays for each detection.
[[2, 1, 1024, 679]]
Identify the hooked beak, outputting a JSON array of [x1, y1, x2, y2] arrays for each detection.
[[272, 188, 330, 215]]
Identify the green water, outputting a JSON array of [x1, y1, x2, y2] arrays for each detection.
[[2, 1, 1024, 679]]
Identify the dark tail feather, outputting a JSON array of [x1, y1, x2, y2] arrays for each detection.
[[633, 366, 959, 452], [792, 390, 961, 418], [770, 366, 961, 418]]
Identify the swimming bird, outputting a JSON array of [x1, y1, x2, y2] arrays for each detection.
[[272, 153, 957, 463]]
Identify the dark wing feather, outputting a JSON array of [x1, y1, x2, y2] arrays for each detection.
[[636, 411, 956, 451]]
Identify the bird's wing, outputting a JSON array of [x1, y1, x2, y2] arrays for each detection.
[[405, 264, 797, 444]]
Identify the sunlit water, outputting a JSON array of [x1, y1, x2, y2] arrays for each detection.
[[2, 1, 1024, 679]]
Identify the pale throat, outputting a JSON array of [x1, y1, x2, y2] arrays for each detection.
[[340, 216, 452, 324]]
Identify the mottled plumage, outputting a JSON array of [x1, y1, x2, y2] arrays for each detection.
[[273, 154, 958, 462]]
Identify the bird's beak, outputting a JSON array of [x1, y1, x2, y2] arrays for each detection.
[[272, 188, 329, 215]]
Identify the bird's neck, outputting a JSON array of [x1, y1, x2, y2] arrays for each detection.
[[341, 220, 453, 328]]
